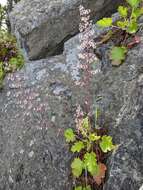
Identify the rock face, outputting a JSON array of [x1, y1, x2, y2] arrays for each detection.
[[2, 2, 143, 189], [102, 48, 143, 190], [96, 43, 143, 190], [10, 0, 123, 60], [0, 22, 143, 189], [65, 27, 143, 190], [0, 55, 74, 190]]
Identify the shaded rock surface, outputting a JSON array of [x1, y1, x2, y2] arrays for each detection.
[[10, 0, 123, 60]]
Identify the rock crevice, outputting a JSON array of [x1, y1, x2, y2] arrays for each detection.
[[10, 0, 123, 60]]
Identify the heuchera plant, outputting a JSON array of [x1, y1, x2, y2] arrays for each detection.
[[96, 0, 143, 65], [64, 116, 115, 190], [64, 5, 115, 190]]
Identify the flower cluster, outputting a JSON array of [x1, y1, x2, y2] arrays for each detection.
[[75, 5, 98, 115], [75, 5, 98, 88], [78, 5, 97, 65], [75, 104, 84, 132]]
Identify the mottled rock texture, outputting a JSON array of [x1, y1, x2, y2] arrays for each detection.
[[2, 2, 143, 189], [65, 27, 143, 190], [10, 0, 123, 60], [0, 23, 143, 189], [0, 55, 74, 190]]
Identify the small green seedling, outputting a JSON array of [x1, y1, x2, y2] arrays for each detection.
[[110, 46, 127, 65]]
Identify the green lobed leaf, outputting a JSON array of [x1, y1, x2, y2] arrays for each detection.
[[96, 18, 112, 28], [132, 8, 143, 19], [99, 135, 115, 153], [84, 152, 99, 176], [116, 20, 129, 29], [64, 128, 75, 143], [127, 21, 138, 33], [71, 158, 83, 177], [127, 0, 140, 8], [71, 141, 85, 153], [118, 6, 128, 17], [110, 46, 127, 62]]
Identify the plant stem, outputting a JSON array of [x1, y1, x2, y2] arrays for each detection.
[[85, 168, 88, 188]]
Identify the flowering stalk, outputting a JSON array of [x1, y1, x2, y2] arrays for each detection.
[[65, 6, 116, 190], [76, 5, 98, 117], [74, 7, 98, 188]]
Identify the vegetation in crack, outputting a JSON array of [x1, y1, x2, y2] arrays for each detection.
[[64, 115, 115, 190], [64, 5, 116, 190], [0, 1, 24, 89], [96, 0, 143, 65], [0, 30, 24, 88], [64, 0, 143, 189]]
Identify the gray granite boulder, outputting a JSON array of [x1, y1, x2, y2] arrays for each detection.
[[9, 0, 123, 60], [0, 16, 143, 190], [101, 45, 143, 190], [0, 55, 74, 190], [64, 26, 143, 189]]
